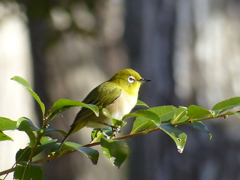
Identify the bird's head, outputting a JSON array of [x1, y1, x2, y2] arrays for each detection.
[[109, 69, 151, 95]]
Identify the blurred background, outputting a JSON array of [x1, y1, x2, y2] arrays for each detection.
[[1, 0, 240, 179]]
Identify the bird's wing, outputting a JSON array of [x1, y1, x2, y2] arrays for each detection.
[[72, 82, 122, 126]]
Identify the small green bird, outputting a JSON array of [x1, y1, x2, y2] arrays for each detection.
[[59, 69, 150, 148]]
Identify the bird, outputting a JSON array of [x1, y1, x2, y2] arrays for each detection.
[[59, 69, 150, 148]]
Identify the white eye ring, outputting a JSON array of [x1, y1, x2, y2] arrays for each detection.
[[128, 76, 135, 83]]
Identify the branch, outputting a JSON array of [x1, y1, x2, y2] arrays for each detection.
[[34, 127, 161, 164]]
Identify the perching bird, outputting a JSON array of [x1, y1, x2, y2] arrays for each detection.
[[59, 69, 150, 148]]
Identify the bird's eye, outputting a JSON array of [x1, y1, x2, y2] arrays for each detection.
[[128, 76, 135, 83]]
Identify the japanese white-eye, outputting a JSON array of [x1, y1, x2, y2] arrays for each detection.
[[59, 69, 150, 147]]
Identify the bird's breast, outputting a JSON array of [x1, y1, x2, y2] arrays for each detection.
[[106, 90, 138, 120]]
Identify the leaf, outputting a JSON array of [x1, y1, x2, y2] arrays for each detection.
[[235, 112, 240, 119], [192, 121, 212, 140], [148, 106, 176, 122], [16, 138, 57, 162], [100, 138, 129, 168], [212, 97, 240, 115], [136, 100, 149, 108], [75, 147, 99, 165], [11, 76, 45, 117], [25, 131, 36, 147], [48, 99, 99, 121], [102, 108, 112, 119], [16, 147, 31, 162], [171, 107, 188, 124], [14, 161, 43, 180], [123, 109, 160, 125], [17, 117, 40, 131], [160, 123, 187, 153], [35, 136, 57, 156], [101, 108, 126, 127], [188, 105, 212, 119], [0, 117, 17, 131], [58, 142, 99, 164], [0, 130, 13, 141], [43, 126, 67, 137], [91, 128, 117, 143], [58, 142, 81, 154], [131, 117, 156, 134]]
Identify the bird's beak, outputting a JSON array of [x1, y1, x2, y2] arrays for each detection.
[[138, 78, 151, 82]]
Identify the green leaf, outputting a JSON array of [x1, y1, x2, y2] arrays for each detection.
[[136, 100, 149, 108], [160, 123, 187, 153], [91, 128, 110, 143], [192, 121, 212, 140], [100, 138, 129, 168], [171, 107, 188, 124], [25, 131, 36, 147], [148, 106, 176, 122], [17, 117, 40, 131], [102, 108, 112, 119], [48, 99, 99, 121], [131, 117, 156, 134], [235, 112, 240, 118], [0, 117, 17, 131], [11, 76, 45, 117], [123, 110, 160, 125], [188, 105, 212, 119], [14, 161, 43, 180], [0, 130, 13, 141], [58, 141, 81, 154], [212, 97, 240, 114], [57, 142, 99, 164], [75, 147, 99, 165], [16, 147, 31, 162], [43, 126, 67, 137], [35, 136, 57, 154]]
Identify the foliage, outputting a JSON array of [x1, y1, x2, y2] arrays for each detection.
[[1, 76, 240, 179]]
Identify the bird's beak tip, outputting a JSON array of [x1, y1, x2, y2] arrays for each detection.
[[139, 78, 151, 82]]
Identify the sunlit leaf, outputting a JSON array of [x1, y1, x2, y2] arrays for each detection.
[[35, 136, 57, 155], [17, 117, 40, 131], [148, 106, 176, 122], [131, 117, 156, 134], [235, 112, 240, 119], [212, 97, 240, 115], [123, 109, 160, 125], [0, 117, 17, 131], [0, 130, 13, 141], [171, 107, 188, 124], [91, 128, 113, 143], [136, 100, 149, 108], [48, 99, 99, 121], [25, 131, 36, 147], [11, 76, 45, 117], [188, 105, 212, 119]]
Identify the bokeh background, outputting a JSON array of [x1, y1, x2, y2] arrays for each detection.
[[1, 0, 240, 179]]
